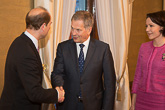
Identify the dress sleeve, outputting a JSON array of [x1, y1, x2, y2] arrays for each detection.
[[132, 44, 143, 93]]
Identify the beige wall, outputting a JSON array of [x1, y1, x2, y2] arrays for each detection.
[[0, 0, 33, 95], [128, 0, 163, 82]]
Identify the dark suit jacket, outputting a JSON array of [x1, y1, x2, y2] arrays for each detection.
[[0, 33, 58, 110], [51, 38, 116, 110]]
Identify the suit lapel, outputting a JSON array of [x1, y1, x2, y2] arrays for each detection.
[[68, 39, 96, 77], [83, 38, 96, 73], [69, 40, 80, 76]]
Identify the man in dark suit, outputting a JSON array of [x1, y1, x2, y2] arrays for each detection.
[[0, 6, 64, 110], [51, 11, 116, 110]]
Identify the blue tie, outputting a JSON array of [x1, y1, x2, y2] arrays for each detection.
[[78, 44, 85, 98], [78, 44, 85, 75]]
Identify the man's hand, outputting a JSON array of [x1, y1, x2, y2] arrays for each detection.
[[56, 86, 65, 103]]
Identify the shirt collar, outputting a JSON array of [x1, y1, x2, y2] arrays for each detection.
[[24, 31, 38, 50], [76, 36, 90, 48]]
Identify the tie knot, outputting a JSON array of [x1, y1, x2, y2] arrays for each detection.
[[79, 44, 85, 49]]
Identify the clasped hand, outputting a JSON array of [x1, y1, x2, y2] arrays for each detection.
[[56, 86, 65, 103]]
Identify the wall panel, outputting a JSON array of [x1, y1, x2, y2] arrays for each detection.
[[128, 0, 162, 82], [0, 0, 34, 95]]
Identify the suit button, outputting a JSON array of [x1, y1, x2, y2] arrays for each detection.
[[80, 82, 83, 84]]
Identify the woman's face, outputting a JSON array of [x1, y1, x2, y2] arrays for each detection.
[[146, 18, 163, 40]]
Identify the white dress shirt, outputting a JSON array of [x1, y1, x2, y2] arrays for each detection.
[[24, 31, 38, 50], [76, 36, 90, 60]]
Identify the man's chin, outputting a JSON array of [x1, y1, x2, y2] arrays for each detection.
[[73, 39, 80, 43]]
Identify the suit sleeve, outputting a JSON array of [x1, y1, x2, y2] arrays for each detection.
[[16, 44, 58, 103], [102, 44, 116, 110], [51, 44, 65, 88]]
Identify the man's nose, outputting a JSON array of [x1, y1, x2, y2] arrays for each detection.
[[72, 29, 77, 35]]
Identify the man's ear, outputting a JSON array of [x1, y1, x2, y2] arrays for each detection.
[[87, 27, 92, 35], [41, 23, 46, 31]]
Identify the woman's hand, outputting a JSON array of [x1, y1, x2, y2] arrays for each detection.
[[130, 93, 137, 110], [130, 105, 135, 110]]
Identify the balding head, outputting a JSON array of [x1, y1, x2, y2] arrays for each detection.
[[26, 6, 50, 30]]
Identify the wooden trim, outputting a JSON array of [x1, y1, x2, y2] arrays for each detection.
[[86, 0, 99, 40]]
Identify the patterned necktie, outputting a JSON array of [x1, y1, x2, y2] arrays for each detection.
[[78, 44, 85, 75]]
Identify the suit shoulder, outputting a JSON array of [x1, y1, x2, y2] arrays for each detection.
[[60, 39, 73, 44], [140, 41, 152, 50], [141, 41, 152, 47], [92, 38, 109, 47], [58, 39, 74, 46], [8, 33, 34, 57], [10, 33, 28, 49]]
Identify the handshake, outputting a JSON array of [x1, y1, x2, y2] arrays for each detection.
[[56, 86, 65, 103]]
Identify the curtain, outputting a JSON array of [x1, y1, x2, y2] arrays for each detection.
[[61, 0, 76, 41], [34, 0, 76, 110], [95, 0, 134, 110]]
